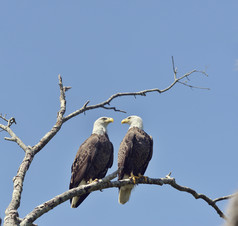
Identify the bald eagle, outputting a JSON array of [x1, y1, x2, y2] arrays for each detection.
[[118, 115, 153, 204], [69, 117, 114, 208]]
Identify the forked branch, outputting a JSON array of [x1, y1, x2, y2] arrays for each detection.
[[2, 76, 68, 226], [63, 64, 209, 122], [0, 114, 16, 127]]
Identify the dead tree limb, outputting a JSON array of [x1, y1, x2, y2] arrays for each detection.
[[0, 64, 209, 225], [63, 68, 209, 122], [20, 171, 229, 226], [1, 75, 67, 226]]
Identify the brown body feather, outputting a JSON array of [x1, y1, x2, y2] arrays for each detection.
[[118, 127, 153, 180], [118, 127, 153, 204], [70, 133, 113, 208]]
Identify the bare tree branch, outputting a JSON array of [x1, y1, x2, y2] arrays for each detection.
[[164, 174, 226, 219], [171, 56, 178, 80], [101, 106, 127, 113], [31, 74, 67, 155], [63, 69, 208, 122], [2, 64, 209, 225], [3, 75, 68, 226], [20, 172, 229, 226], [0, 114, 8, 123], [4, 137, 17, 142], [17, 218, 37, 226], [4, 147, 34, 225], [63, 86, 72, 92], [0, 115, 16, 128], [0, 124, 28, 152]]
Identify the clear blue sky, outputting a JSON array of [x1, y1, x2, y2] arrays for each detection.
[[0, 1, 238, 225]]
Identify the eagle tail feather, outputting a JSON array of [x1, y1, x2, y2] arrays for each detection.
[[118, 184, 134, 204], [71, 193, 90, 208]]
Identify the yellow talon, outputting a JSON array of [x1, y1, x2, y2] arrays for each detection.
[[132, 176, 136, 184], [143, 176, 148, 182], [87, 178, 99, 184], [129, 173, 148, 184], [129, 173, 141, 184]]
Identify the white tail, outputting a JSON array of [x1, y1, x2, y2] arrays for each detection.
[[118, 184, 134, 204], [71, 180, 86, 208]]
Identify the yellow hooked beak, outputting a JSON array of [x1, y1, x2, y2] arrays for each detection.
[[106, 118, 114, 123], [121, 118, 129, 124]]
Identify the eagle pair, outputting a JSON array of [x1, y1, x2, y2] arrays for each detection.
[[69, 116, 153, 208]]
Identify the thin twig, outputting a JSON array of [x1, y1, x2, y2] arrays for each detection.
[[83, 100, 90, 115], [0, 114, 16, 127], [0, 124, 28, 152], [178, 81, 210, 90], [101, 106, 127, 113], [63, 86, 72, 92], [8, 117, 17, 127], [172, 56, 177, 79], [214, 194, 236, 203], [161, 175, 226, 219], [4, 137, 17, 142], [0, 114, 8, 123], [32, 75, 67, 155]]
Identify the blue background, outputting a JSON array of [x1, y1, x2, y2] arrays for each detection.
[[0, 1, 238, 225]]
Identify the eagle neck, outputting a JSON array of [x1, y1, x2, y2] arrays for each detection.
[[92, 126, 107, 135], [129, 124, 143, 130]]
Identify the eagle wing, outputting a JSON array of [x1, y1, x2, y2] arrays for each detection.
[[69, 134, 99, 190], [139, 134, 153, 175], [69, 134, 113, 208], [118, 128, 153, 179], [118, 130, 135, 180], [89, 134, 114, 179]]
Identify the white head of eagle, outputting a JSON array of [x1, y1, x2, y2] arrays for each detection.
[[121, 115, 143, 130], [70, 117, 114, 208], [92, 117, 114, 135]]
